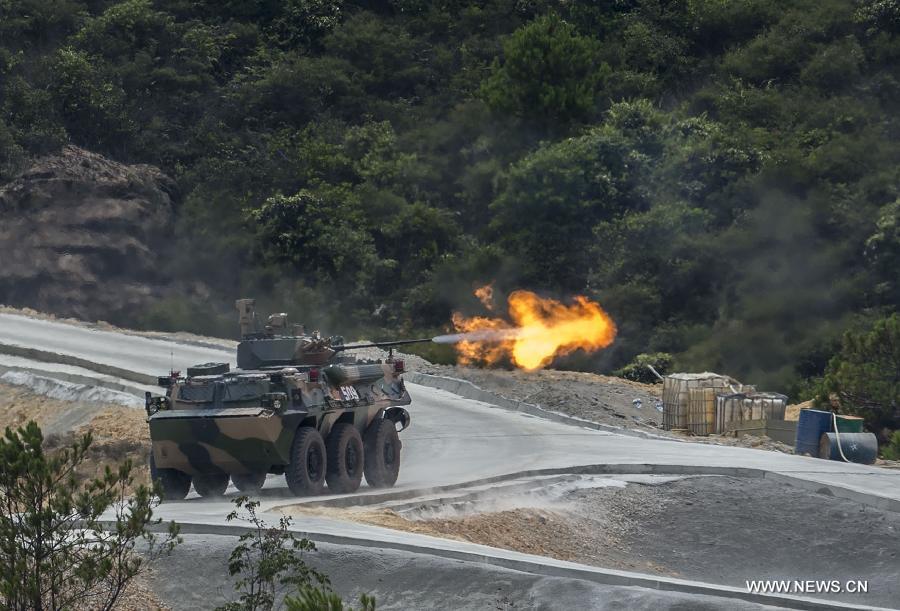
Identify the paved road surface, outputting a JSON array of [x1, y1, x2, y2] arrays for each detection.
[[2, 312, 897, 503]]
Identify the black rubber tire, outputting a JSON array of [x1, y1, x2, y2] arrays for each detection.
[[149, 452, 191, 501], [363, 418, 401, 488], [231, 471, 268, 493], [192, 473, 230, 498], [285, 427, 327, 496], [325, 423, 364, 494]]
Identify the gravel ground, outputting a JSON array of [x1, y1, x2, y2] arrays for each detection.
[[418, 365, 667, 433], [349, 475, 899, 608], [146, 533, 793, 611]]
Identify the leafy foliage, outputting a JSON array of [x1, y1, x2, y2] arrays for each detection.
[[1, 0, 899, 401], [817, 314, 900, 437], [615, 352, 673, 385], [285, 589, 376, 611], [480, 13, 608, 125], [216, 496, 330, 611], [882, 430, 900, 461], [0, 421, 180, 610]]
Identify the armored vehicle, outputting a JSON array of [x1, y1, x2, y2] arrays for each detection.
[[146, 299, 429, 500]]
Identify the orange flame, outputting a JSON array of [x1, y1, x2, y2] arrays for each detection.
[[451, 288, 617, 370], [474, 282, 494, 310]]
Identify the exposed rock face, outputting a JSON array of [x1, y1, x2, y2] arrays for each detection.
[[0, 146, 185, 323]]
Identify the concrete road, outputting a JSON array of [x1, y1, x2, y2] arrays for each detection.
[[0, 312, 236, 374], [2, 311, 898, 610], [2, 311, 897, 505]]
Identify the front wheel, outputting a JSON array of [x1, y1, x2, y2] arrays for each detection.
[[149, 452, 191, 501], [232, 471, 268, 494], [193, 473, 229, 498], [285, 427, 327, 496], [364, 418, 401, 488]]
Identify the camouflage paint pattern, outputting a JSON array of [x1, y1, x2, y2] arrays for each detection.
[[148, 362, 410, 475], [147, 298, 420, 477]]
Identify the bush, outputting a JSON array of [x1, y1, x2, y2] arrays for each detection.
[[615, 352, 673, 384], [217, 496, 355, 611], [817, 314, 900, 437], [882, 430, 900, 461], [0, 421, 180, 610], [286, 590, 376, 611]]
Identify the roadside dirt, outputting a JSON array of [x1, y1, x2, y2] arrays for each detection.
[[0, 382, 150, 487], [418, 365, 665, 433], [113, 572, 170, 611], [332, 504, 670, 575]]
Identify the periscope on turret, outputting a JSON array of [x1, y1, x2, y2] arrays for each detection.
[[145, 299, 431, 500]]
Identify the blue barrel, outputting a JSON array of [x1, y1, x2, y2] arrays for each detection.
[[795, 409, 833, 456], [819, 432, 878, 465]]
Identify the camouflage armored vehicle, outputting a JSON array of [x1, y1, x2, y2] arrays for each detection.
[[145, 299, 429, 500]]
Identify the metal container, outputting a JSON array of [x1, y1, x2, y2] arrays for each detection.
[[688, 387, 717, 436], [795, 409, 833, 456], [818, 432, 878, 465], [834, 415, 864, 433], [662, 373, 736, 431], [715, 392, 787, 434]]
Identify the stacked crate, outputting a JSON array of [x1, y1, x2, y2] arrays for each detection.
[[662, 373, 735, 431], [687, 387, 718, 436], [715, 392, 787, 434]]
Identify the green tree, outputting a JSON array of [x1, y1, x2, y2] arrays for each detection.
[[216, 496, 331, 611], [48, 46, 132, 151], [269, 0, 343, 49], [866, 199, 900, 305], [247, 188, 379, 284], [489, 100, 664, 291], [480, 13, 608, 125], [818, 314, 900, 437], [0, 421, 180, 610]]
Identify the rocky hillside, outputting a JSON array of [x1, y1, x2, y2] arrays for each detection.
[[0, 146, 200, 323]]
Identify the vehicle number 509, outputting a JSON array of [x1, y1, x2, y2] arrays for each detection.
[[340, 385, 360, 401]]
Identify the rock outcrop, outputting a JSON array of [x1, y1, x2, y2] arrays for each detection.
[[0, 146, 187, 322]]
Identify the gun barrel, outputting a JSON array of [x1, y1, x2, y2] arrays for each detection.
[[333, 338, 434, 351]]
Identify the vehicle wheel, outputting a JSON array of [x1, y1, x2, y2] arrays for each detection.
[[285, 427, 327, 496], [149, 452, 191, 501], [231, 472, 268, 493], [193, 473, 229, 498], [325, 423, 364, 494], [364, 418, 401, 488]]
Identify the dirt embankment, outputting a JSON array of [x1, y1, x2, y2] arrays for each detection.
[[418, 365, 665, 432], [0, 382, 150, 487], [0, 146, 208, 323]]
